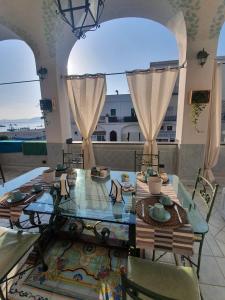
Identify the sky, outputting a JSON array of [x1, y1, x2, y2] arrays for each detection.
[[0, 17, 225, 119]]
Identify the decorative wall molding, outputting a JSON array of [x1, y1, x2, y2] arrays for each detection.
[[209, 0, 225, 39], [168, 0, 201, 40]]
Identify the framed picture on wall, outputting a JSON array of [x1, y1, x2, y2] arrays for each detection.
[[189, 90, 211, 104]]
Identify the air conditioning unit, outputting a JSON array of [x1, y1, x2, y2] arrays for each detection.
[[221, 187, 225, 220]]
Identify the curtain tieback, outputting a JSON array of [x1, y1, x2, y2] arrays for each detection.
[[82, 138, 91, 147], [146, 139, 155, 143]]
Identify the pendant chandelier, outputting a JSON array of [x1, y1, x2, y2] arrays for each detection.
[[55, 0, 105, 39]]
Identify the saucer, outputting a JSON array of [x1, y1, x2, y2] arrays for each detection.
[[151, 192, 163, 196], [149, 207, 171, 223], [31, 187, 43, 194], [7, 193, 26, 203]]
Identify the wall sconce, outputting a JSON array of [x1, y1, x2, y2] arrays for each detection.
[[196, 48, 209, 67], [37, 67, 48, 80]]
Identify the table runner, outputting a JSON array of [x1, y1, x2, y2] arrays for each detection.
[[135, 180, 194, 255]]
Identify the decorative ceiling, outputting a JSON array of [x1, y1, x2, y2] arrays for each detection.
[[0, 0, 224, 61], [168, 0, 201, 40]]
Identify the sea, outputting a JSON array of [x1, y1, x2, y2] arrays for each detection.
[[0, 118, 45, 133]]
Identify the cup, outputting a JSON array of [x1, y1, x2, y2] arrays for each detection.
[[160, 195, 173, 206], [148, 177, 162, 195], [121, 174, 129, 182], [146, 167, 154, 176], [33, 184, 42, 192], [150, 203, 165, 220], [56, 164, 64, 170], [11, 190, 23, 201]]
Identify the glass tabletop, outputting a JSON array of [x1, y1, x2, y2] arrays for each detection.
[[16, 168, 195, 226], [25, 169, 137, 225]]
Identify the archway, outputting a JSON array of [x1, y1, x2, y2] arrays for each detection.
[[67, 17, 180, 142], [110, 130, 117, 141], [0, 39, 43, 139]]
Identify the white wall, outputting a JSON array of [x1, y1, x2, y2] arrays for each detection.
[[101, 94, 133, 118]]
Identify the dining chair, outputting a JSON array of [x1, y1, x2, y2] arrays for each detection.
[[134, 151, 160, 173], [62, 144, 84, 169], [121, 256, 201, 300], [0, 164, 5, 183], [0, 226, 47, 300], [181, 168, 219, 277]]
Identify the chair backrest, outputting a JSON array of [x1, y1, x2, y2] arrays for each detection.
[[62, 149, 84, 169], [192, 168, 219, 223], [134, 150, 160, 173], [0, 164, 5, 183], [121, 268, 174, 300]]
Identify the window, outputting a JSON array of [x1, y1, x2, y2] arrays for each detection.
[[97, 134, 105, 141], [161, 125, 164, 130], [111, 109, 116, 116], [167, 125, 173, 131]]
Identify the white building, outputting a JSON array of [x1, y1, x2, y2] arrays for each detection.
[[71, 91, 177, 142], [71, 58, 225, 143]]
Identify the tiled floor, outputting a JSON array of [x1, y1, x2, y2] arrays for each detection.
[[1, 167, 225, 300]]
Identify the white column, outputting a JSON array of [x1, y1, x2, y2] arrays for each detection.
[[176, 40, 218, 182], [37, 58, 72, 167]]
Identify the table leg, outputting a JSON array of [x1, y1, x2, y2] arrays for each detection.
[[129, 223, 136, 248]]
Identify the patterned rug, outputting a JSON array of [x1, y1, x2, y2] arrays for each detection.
[[22, 240, 127, 300]]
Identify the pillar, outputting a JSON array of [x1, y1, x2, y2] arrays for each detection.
[[176, 39, 218, 182], [38, 58, 72, 167]]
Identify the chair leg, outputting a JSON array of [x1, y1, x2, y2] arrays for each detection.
[[9, 219, 13, 229], [0, 286, 6, 300], [0, 165, 5, 183], [37, 243, 48, 272], [197, 235, 205, 278], [152, 250, 155, 261]]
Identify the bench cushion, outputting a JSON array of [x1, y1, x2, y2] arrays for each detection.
[[127, 256, 201, 300]]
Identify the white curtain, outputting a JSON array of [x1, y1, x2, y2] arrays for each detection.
[[204, 63, 222, 182], [126, 68, 178, 165], [67, 75, 106, 169]]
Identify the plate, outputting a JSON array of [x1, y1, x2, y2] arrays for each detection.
[[149, 207, 171, 223], [7, 193, 26, 204], [31, 187, 43, 194], [159, 195, 174, 207]]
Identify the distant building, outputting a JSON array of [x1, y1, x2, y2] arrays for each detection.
[[71, 90, 177, 142]]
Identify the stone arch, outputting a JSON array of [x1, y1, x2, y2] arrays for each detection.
[[0, 22, 40, 70], [57, 0, 187, 67], [0, 25, 42, 119]]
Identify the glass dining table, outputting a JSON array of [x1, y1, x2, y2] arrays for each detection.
[[1, 168, 198, 252], [24, 169, 137, 247]]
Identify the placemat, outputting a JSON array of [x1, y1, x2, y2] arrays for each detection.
[[135, 180, 194, 256], [136, 196, 188, 229]]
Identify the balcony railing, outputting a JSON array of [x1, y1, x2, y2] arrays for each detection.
[[99, 116, 138, 123]]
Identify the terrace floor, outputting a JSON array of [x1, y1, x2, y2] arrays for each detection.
[[1, 166, 225, 300]]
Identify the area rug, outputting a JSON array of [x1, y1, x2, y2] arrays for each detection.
[[23, 240, 127, 300]]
